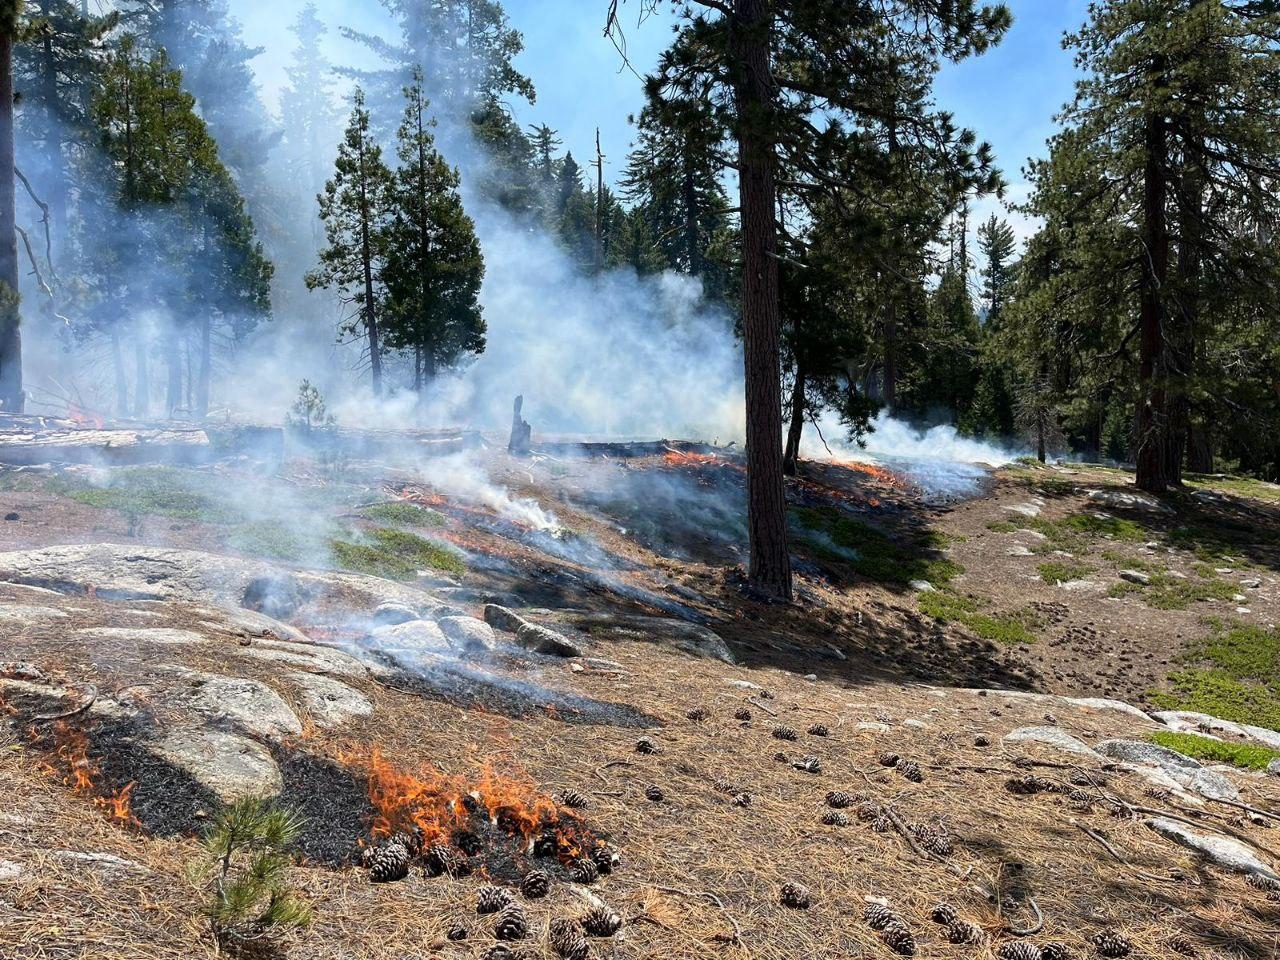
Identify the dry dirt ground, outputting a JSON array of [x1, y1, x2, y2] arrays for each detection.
[[0, 448, 1279, 960]]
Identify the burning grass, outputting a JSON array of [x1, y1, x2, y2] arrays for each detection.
[[27, 719, 139, 830]]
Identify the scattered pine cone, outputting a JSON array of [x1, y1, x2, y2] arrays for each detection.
[[368, 841, 411, 883], [484, 947, 523, 960], [856, 803, 880, 822], [822, 811, 850, 827], [974, 735, 991, 747], [635, 736, 658, 754], [1090, 931, 1132, 958], [880, 922, 917, 956], [645, 785, 665, 802], [1166, 934, 1196, 957], [998, 942, 1043, 960], [1143, 785, 1173, 802], [734, 707, 752, 721], [446, 922, 468, 942], [1041, 943, 1073, 960], [946, 919, 985, 945], [772, 751, 789, 762], [898, 761, 924, 783], [591, 843, 619, 874], [929, 902, 956, 925], [550, 919, 589, 960], [477, 885, 514, 915], [826, 790, 856, 809], [558, 790, 589, 809], [808, 724, 829, 737], [712, 777, 736, 794], [773, 725, 798, 741], [793, 755, 822, 774], [1006, 774, 1056, 795], [871, 814, 892, 833], [863, 902, 897, 931], [1246, 872, 1280, 892], [732, 792, 752, 807], [878, 751, 901, 767], [494, 903, 529, 942], [520, 870, 550, 899], [569, 858, 600, 884], [779, 881, 812, 909], [686, 707, 709, 722], [581, 904, 623, 937], [911, 824, 953, 857], [390, 827, 424, 857], [423, 842, 469, 877]]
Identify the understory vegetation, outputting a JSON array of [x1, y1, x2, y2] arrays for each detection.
[[792, 506, 962, 587], [1147, 730, 1280, 771], [917, 589, 1038, 645], [328, 527, 465, 580], [1153, 622, 1280, 729]]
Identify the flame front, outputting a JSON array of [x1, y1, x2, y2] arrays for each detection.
[[33, 720, 139, 828]]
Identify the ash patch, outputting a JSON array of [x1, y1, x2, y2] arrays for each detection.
[[273, 748, 371, 867]]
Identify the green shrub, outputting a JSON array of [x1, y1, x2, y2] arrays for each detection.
[[193, 797, 311, 949], [360, 501, 447, 528], [329, 527, 465, 579], [1147, 731, 1280, 771], [1037, 560, 1095, 584], [793, 507, 963, 586], [918, 590, 1038, 645]]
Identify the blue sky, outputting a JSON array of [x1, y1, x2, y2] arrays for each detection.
[[231, 0, 1092, 238]]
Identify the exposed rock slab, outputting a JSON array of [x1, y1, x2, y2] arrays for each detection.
[[286, 672, 372, 728], [149, 727, 282, 801], [571, 613, 736, 664], [1086, 489, 1175, 515], [1096, 738, 1239, 801], [236, 639, 368, 678], [163, 669, 302, 740], [516, 622, 586, 658], [75, 626, 208, 646], [1146, 817, 1279, 880], [1003, 726, 1103, 761], [436, 616, 497, 653], [0, 603, 67, 623]]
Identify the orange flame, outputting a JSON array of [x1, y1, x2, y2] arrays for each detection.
[[661, 451, 738, 470], [66, 403, 105, 429], [33, 721, 138, 828]]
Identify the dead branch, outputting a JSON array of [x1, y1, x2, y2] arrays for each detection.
[[1002, 897, 1044, 937], [592, 760, 634, 786], [14, 166, 56, 283], [746, 697, 777, 717], [1072, 820, 1187, 886], [644, 883, 745, 951], [33, 685, 98, 723]]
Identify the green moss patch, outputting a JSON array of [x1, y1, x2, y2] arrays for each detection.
[[1106, 570, 1236, 610], [918, 589, 1038, 645], [328, 527, 465, 580], [985, 520, 1018, 533], [1036, 560, 1095, 584], [1152, 623, 1280, 730], [1146, 730, 1280, 771], [360, 501, 447, 528], [62, 467, 240, 523], [792, 507, 963, 586]]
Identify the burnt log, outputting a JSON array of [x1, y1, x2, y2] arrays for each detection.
[[508, 396, 532, 455], [0, 419, 282, 466]]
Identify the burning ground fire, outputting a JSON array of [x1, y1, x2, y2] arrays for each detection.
[[339, 747, 612, 882], [28, 719, 139, 829]]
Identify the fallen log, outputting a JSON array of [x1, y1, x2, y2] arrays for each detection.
[[0, 421, 283, 466], [530, 439, 727, 460]]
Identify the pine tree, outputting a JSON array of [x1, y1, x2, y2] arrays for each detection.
[[0, 0, 21, 413], [279, 3, 341, 248], [612, 0, 1011, 600], [965, 215, 1018, 437], [382, 71, 486, 392], [1019, 1, 1280, 490], [307, 90, 395, 395]]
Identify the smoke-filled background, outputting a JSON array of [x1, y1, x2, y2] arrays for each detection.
[[11, 0, 1024, 478]]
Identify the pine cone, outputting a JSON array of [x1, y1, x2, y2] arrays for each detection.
[[550, 919, 589, 960], [863, 902, 897, 931], [446, 922, 468, 942], [686, 707, 709, 722], [368, 841, 411, 883], [779, 881, 812, 909], [423, 842, 469, 877], [477, 885, 514, 915], [1041, 943, 1073, 960], [569, 858, 599, 884], [871, 814, 892, 833], [520, 870, 550, 899], [1006, 774, 1055, 795], [390, 827, 424, 858], [731, 792, 752, 807], [826, 790, 856, 809], [484, 947, 521, 960], [946, 919, 985, 945], [712, 777, 736, 794], [494, 904, 529, 941], [1246, 872, 1280, 891], [880, 922, 917, 956], [808, 724, 829, 737], [793, 755, 822, 774], [635, 736, 658, 754], [591, 843, 619, 874], [998, 943, 1043, 960], [581, 905, 623, 937], [856, 802, 880, 822], [559, 790, 589, 809], [877, 751, 900, 767], [772, 751, 789, 762], [772, 725, 798, 741], [734, 707, 752, 721], [898, 761, 924, 783], [974, 735, 991, 747], [1166, 934, 1196, 957], [1090, 931, 1132, 958], [645, 785, 665, 802], [929, 902, 957, 925], [822, 810, 850, 827]]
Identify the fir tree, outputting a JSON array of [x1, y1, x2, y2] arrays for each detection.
[[307, 90, 395, 395], [382, 71, 486, 392], [0, 0, 21, 412]]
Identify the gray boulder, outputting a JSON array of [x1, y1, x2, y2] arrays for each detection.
[[1146, 817, 1279, 881], [1003, 726, 1103, 761], [515, 622, 586, 658], [164, 669, 302, 740], [1086, 488, 1175, 515], [1096, 738, 1239, 801], [436, 616, 498, 653], [150, 727, 282, 801], [286, 672, 372, 729], [483, 604, 527, 633]]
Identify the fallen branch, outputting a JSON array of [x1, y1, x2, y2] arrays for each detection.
[[592, 760, 634, 786], [1073, 820, 1188, 886], [1207, 795, 1280, 827], [646, 884, 745, 952], [1001, 897, 1044, 937], [746, 697, 777, 717], [33, 685, 98, 723]]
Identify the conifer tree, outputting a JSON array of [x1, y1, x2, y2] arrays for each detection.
[[382, 71, 485, 392], [0, 0, 21, 412], [307, 90, 394, 395], [279, 3, 341, 246]]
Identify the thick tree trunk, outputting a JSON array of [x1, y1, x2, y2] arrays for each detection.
[[734, 0, 791, 601], [1135, 109, 1170, 494], [1186, 422, 1213, 474], [196, 315, 212, 418], [111, 328, 129, 415], [783, 361, 806, 477], [0, 34, 22, 414]]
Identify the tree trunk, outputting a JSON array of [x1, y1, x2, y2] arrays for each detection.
[[881, 115, 900, 414], [133, 330, 150, 418], [0, 33, 22, 414], [112, 328, 129, 415], [783, 360, 806, 477], [1186, 421, 1213, 474], [196, 315, 212, 418], [733, 0, 791, 601], [414, 344, 423, 394], [38, 2, 67, 262], [682, 144, 701, 277], [1135, 108, 1170, 494], [357, 138, 382, 395], [165, 330, 182, 417]]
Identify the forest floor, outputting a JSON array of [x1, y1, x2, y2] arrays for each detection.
[[1, 442, 1279, 959]]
